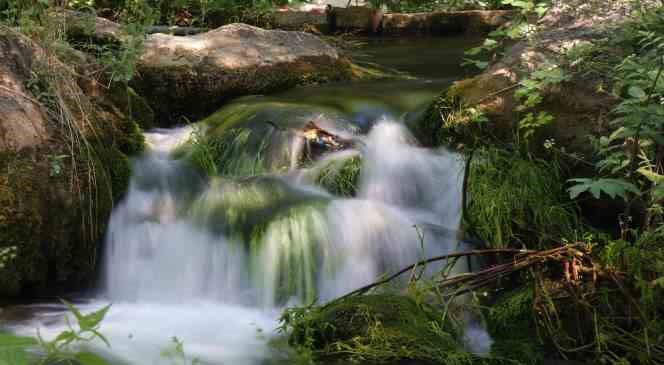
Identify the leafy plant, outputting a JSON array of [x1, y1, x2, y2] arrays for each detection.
[[0, 301, 112, 365], [568, 6, 664, 230], [567, 178, 640, 200], [0, 246, 17, 270], [48, 154, 69, 177], [161, 337, 201, 365]]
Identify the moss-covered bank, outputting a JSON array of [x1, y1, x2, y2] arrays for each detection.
[[0, 28, 145, 300]]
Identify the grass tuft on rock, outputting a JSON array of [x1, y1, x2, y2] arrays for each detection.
[[280, 294, 481, 365]]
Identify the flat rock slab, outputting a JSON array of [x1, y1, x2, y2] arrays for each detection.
[[140, 23, 340, 69], [382, 10, 516, 34], [134, 23, 351, 125]]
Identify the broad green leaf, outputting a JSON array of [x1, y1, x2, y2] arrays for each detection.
[[628, 85, 647, 99], [653, 184, 664, 200], [75, 351, 112, 365], [80, 304, 111, 331], [465, 47, 483, 56], [62, 300, 85, 326], [53, 330, 76, 346], [637, 167, 664, 184], [483, 38, 498, 47], [567, 178, 639, 200]]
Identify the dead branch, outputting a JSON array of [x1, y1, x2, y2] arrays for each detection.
[[326, 247, 538, 307]]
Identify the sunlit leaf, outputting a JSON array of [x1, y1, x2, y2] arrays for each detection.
[[80, 304, 112, 331], [628, 85, 647, 99], [568, 178, 640, 200], [637, 167, 664, 184]]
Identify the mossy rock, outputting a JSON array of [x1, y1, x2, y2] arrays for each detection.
[[0, 146, 112, 298], [134, 56, 353, 126], [106, 84, 156, 130], [0, 31, 144, 300], [315, 155, 362, 197], [285, 294, 480, 364], [485, 288, 544, 365]]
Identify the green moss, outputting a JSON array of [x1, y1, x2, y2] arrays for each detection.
[[0, 144, 115, 299], [96, 146, 132, 201], [116, 119, 145, 156], [485, 288, 544, 365], [466, 148, 581, 249], [413, 89, 496, 149], [133, 56, 353, 126], [282, 294, 481, 364], [411, 91, 457, 147]]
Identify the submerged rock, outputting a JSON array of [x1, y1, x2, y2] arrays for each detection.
[[0, 27, 144, 299], [133, 23, 353, 125]]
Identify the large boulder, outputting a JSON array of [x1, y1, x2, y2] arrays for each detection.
[[133, 23, 353, 125], [0, 27, 143, 300], [0, 31, 49, 151]]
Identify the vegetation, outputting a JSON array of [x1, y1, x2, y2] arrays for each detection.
[[465, 147, 580, 249], [279, 294, 480, 364], [0, 301, 112, 365], [1, 0, 662, 364], [414, 1, 664, 364]]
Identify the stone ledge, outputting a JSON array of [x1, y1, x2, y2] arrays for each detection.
[[271, 9, 516, 35]]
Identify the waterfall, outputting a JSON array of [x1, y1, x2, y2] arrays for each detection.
[[7, 117, 469, 365], [105, 119, 464, 305], [5, 39, 487, 360]]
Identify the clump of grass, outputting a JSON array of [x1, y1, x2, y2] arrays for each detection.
[[465, 147, 580, 249], [179, 125, 292, 177], [280, 294, 482, 365], [315, 156, 362, 197]]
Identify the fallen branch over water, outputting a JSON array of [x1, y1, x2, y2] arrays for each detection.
[[327, 244, 588, 306]]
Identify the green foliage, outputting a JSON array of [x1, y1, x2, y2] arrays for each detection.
[[182, 127, 276, 177], [315, 155, 362, 197], [568, 6, 664, 231], [161, 337, 201, 365], [0, 246, 17, 270], [567, 178, 640, 201], [0, 302, 112, 365], [466, 148, 580, 248], [486, 288, 544, 365], [382, 0, 505, 13], [47, 154, 69, 177], [463, 0, 548, 69], [280, 294, 481, 364]]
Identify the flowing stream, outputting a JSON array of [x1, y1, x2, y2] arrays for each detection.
[[2, 36, 484, 364]]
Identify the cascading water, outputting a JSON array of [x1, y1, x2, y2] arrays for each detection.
[[4, 36, 490, 364]]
